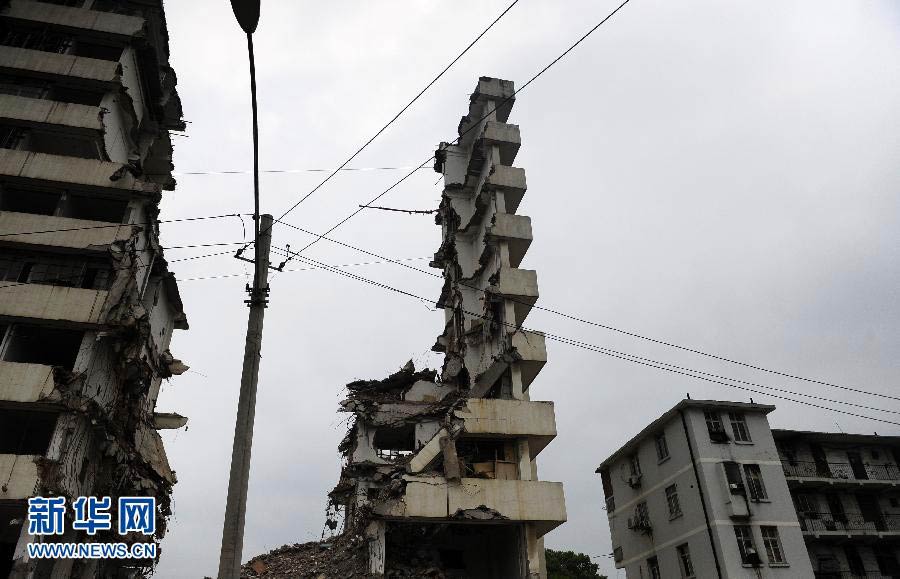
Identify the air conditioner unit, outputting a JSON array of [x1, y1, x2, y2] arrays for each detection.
[[729, 482, 745, 493], [745, 548, 762, 566]]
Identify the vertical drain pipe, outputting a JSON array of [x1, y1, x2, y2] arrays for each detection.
[[679, 409, 723, 579]]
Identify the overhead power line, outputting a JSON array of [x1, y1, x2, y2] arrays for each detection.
[[267, 249, 900, 426], [275, 0, 634, 268], [271, 219, 897, 404], [0, 213, 248, 238], [272, 0, 522, 223], [174, 166, 431, 176]]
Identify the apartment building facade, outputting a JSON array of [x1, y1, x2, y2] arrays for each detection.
[[774, 429, 900, 578], [598, 399, 814, 578], [327, 77, 566, 578], [0, 0, 187, 576]]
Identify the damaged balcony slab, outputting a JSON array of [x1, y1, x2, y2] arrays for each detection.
[[0, 283, 107, 325], [0, 212, 135, 250], [376, 476, 567, 536], [454, 399, 557, 457], [152, 412, 188, 430], [0, 361, 57, 404], [0, 454, 39, 500], [2, 0, 145, 40], [481, 122, 521, 166], [487, 213, 532, 268], [0, 94, 104, 134], [0, 149, 159, 195], [487, 165, 526, 214], [511, 330, 547, 391], [494, 268, 539, 326], [0, 45, 121, 88]]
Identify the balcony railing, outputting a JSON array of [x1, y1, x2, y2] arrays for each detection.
[[800, 513, 900, 533], [782, 460, 900, 481]]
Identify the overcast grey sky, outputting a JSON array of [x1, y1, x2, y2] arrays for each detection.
[[153, 1, 900, 576]]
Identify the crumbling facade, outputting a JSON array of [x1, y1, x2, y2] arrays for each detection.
[[0, 0, 187, 576], [327, 78, 566, 578]]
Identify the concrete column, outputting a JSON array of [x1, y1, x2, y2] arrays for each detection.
[[517, 439, 532, 481], [366, 519, 386, 576], [525, 523, 546, 579]]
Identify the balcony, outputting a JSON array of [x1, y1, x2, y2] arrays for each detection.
[[375, 476, 566, 536], [0, 283, 107, 325], [0, 94, 103, 133], [494, 268, 538, 326], [800, 512, 900, 536], [0, 360, 57, 403], [782, 460, 900, 488], [486, 165, 526, 214], [0, 454, 39, 500], [510, 329, 546, 390], [453, 398, 557, 456], [486, 213, 532, 268]]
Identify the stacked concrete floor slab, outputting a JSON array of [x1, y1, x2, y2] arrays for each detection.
[[330, 77, 566, 579], [0, 1, 187, 576]]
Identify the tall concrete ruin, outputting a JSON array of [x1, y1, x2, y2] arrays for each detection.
[[329, 77, 566, 578], [0, 0, 187, 576]]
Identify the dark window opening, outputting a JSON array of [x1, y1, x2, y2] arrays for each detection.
[[705, 410, 729, 442], [1, 325, 83, 369], [723, 461, 745, 494], [0, 24, 73, 54], [0, 186, 61, 215], [49, 85, 103, 107], [439, 549, 465, 570], [21, 130, 105, 160], [373, 424, 415, 460], [0, 408, 58, 454], [64, 194, 127, 223], [0, 251, 111, 290], [91, 0, 140, 16], [71, 41, 122, 61], [0, 75, 104, 106], [1, 502, 27, 578], [37, 0, 84, 6], [876, 546, 900, 576], [0, 76, 49, 99], [456, 439, 517, 480], [0, 125, 26, 149]]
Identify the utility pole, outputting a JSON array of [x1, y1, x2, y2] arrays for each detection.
[[218, 215, 271, 578], [219, 2, 265, 578]]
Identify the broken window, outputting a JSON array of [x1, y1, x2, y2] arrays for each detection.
[[456, 439, 517, 480], [0, 75, 49, 99], [21, 129, 105, 160], [705, 410, 729, 442], [0, 325, 83, 369], [0, 251, 112, 290], [0, 184, 128, 222], [373, 424, 415, 460], [0, 408, 58, 454]]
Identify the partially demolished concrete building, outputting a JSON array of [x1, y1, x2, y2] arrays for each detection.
[[0, 1, 187, 576], [329, 78, 566, 578]]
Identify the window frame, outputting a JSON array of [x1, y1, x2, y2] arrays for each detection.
[[760, 526, 787, 565], [743, 464, 768, 501], [655, 432, 670, 462], [728, 411, 752, 442], [647, 555, 661, 579], [733, 524, 757, 565], [665, 483, 682, 519], [676, 543, 695, 578]]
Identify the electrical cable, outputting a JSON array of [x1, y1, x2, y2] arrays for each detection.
[[0, 213, 248, 238], [274, 0, 633, 267], [174, 166, 431, 176], [272, 249, 900, 426], [271, 219, 898, 403]]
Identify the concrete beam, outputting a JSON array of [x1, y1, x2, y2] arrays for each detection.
[[0, 149, 159, 194], [0, 211, 136, 251], [3, 0, 145, 39], [0, 94, 103, 134], [0, 361, 57, 403], [0, 284, 107, 325], [407, 428, 448, 474], [454, 398, 557, 457], [0, 454, 39, 500], [0, 46, 121, 86]]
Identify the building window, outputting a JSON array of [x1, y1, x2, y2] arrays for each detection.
[[677, 543, 695, 578], [733, 525, 759, 565], [705, 410, 729, 442], [631, 501, 651, 533], [655, 432, 669, 461], [728, 411, 751, 442], [723, 461, 745, 494], [647, 556, 661, 579], [743, 464, 768, 501], [629, 453, 642, 476], [665, 484, 682, 519], [760, 526, 786, 565]]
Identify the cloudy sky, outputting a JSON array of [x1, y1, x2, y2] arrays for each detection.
[[152, 1, 900, 576]]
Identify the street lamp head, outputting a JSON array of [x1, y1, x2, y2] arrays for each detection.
[[230, 0, 260, 34]]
